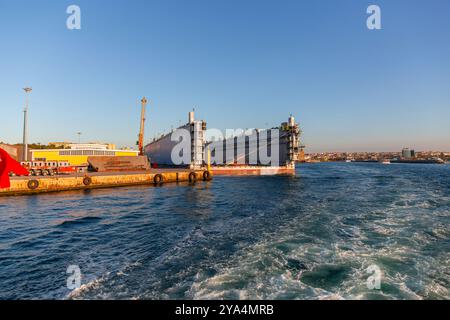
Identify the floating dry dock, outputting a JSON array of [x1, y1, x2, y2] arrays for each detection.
[[0, 169, 212, 197]]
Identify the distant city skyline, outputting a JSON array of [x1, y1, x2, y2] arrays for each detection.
[[1, 0, 449, 152]]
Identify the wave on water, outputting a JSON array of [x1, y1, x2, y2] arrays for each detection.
[[56, 216, 103, 228], [1, 163, 449, 300]]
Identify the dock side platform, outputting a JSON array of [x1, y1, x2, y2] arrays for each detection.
[[0, 169, 212, 197]]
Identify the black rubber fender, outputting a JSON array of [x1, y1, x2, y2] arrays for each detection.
[[27, 179, 39, 190], [202, 170, 211, 181], [153, 174, 163, 185], [189, 172, 197, 183], [83, 176, 92, 186]]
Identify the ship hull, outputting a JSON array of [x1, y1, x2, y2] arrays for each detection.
[[210, 165, 295, 176]]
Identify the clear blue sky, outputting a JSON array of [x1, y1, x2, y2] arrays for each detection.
[[1, 0, 449, 152]]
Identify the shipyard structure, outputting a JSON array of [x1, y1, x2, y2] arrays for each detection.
[[144, 111, 206, 169], [144, 112, 301, 175]]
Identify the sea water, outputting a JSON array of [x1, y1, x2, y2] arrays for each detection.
[[0, 163, 448, 299]]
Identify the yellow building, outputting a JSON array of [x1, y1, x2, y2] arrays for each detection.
[[48, 142, 117, 150], [30, 148, 139, 166]]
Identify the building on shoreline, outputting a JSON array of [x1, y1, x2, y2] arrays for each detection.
[[402, 148, 415, 159], [304, 150, 449, 163], [30, 143, 138, 166]]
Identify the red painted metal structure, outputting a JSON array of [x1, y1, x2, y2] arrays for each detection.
[[0, 148, 29, 188]]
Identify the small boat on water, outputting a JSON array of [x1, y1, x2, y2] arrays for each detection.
[[379, 159, 391, 165]]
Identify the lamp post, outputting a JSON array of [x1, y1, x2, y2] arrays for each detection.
[[77, 132, 82, 144], [23, 87, 32, 161]]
